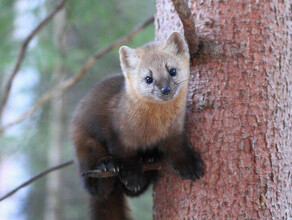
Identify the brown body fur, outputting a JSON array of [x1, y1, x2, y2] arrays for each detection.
[[71, 32, 203, 220]]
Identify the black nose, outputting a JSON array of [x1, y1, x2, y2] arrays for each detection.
[[161, 87, 171, 95]]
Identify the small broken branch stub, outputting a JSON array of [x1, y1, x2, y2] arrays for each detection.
[[82, 162, 164, 178], [170, 0, 200, 56]]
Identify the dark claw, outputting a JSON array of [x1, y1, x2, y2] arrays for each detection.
[[98, 163, 107, 172], [138, 147, 163, 164], [96, 157, 123, 174], [118, 163, 147, 193]]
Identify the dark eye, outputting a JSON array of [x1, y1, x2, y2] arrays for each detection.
[[169, 68, 177, 76], [145, 76, 153, 84]]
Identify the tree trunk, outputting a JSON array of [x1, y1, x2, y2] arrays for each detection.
[[154, 0, 292, 219], [44, 8, 68, 220]]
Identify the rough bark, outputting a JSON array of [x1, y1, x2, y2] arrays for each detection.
[[154, 0, 292, 219], [44, 8, 68, 220]]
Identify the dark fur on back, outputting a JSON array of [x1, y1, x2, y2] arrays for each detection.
[[73, 74, 125, 143]]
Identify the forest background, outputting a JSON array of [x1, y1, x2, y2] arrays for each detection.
[[0, 0, 155, 219]]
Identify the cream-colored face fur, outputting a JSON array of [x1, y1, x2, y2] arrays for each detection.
[[119, 32, 190, 102]]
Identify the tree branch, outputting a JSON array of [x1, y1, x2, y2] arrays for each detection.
[[0, 159, 74, 202], [0, 16, 154, 135], [170, 0, 199, 56], [0, 159, 165, 201], [82, 162, 164, 178], [0, 0, 67, 123]]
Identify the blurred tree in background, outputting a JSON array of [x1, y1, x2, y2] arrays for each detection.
[[0, 0, 155, 219]]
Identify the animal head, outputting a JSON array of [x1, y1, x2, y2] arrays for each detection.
[[119, 32, 190, 102]]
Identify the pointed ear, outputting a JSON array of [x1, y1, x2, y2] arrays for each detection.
[[164, 32, 189, 56], [119, 46, 139, 75]]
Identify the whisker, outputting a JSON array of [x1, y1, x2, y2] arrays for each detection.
[[175, 79, 188, 85]]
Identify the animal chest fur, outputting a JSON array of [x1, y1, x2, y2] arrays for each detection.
[[116, 92, 186, 148]]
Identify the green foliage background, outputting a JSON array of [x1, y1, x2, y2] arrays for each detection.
[[0, 0, 155, 219]]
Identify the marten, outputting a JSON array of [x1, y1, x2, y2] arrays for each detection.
[[71, 32, 204, 220]]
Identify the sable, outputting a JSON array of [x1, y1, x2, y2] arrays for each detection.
[[71, 32, 204, 220]]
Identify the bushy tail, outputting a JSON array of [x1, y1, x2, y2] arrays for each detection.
[[89, 188, 131, 220]]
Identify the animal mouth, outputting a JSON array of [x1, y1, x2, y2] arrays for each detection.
[[159, 90, 176, 102]]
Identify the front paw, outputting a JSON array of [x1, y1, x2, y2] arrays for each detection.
[[95, 157, 123, 174], [173, 151, 204, 181], [119, 166, 145, 193], [141, 155, 156, 164], [138, 148, 164, 164]]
